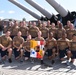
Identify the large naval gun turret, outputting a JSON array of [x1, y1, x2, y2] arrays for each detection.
[[25, 0, 52, 19], [8, 0, 41, 20], [8, 0, 76, 25], [8, 0, 58, 24], [46, 0, 76, 25], [25, 0, 58, 23]]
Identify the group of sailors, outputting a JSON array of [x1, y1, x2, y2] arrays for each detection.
[[0, 20, 76, 66]]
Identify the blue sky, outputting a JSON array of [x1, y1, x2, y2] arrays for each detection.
[[0, 0, 76, 21]]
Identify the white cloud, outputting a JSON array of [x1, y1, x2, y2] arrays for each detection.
[[19, 15, 22, 17], [19, 14, 36, 21], [19, 15, 28, 18], [0, 17, 4, 20], [8, 10, 15, 14], [29, 15, 34, 18], [0, 10, 5, 13], [27, 15, 37, 21]]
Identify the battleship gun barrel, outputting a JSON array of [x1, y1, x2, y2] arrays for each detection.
[[46, 0, 76, 25], [25, 0, 52, 19], [46, 0, 68, 17], [8, 0, 41, 19]]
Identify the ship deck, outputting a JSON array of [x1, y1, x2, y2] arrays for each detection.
[[0, 55, 76, 75]]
